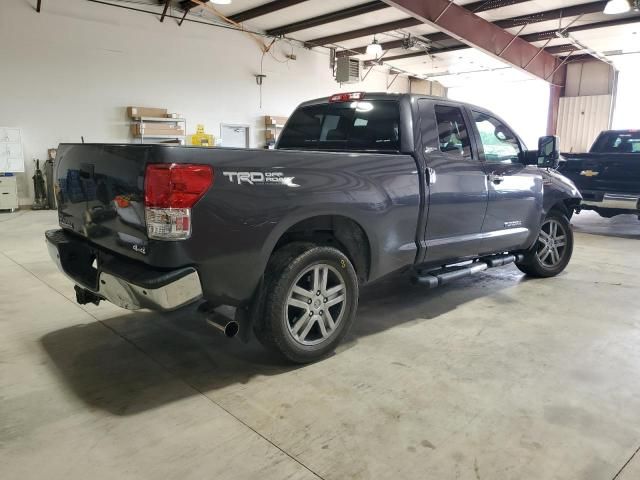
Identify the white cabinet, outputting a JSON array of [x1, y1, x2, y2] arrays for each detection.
[[0, 127, 24, 173], [0, 176, 18, 211]]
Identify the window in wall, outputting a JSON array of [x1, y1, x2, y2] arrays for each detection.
[[433, 105, 472, 158], [473, 112, 521, 163]]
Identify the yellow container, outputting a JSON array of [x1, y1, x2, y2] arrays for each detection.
[[190, 124, 215, 147]]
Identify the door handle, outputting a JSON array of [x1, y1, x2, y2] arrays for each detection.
[[427, 167, 437, 185], [488, 173, 504, 184]]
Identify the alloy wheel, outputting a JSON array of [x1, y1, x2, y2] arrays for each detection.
[[536, 218, 568, 268], [285, 264, 347, 346]]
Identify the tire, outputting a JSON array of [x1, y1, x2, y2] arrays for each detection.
[[516, 210, 574, 278], [255, 243, 359, 364]]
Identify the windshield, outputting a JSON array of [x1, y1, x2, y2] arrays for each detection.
[[278, 100, 400, 152], [592, 131, 640, 153]]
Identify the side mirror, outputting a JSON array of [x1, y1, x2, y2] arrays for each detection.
[[537, 135, 560, 169]]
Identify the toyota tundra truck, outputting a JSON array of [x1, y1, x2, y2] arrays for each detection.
[[46, 93, 581, 363]]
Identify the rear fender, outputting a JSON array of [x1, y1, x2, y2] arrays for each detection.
[[259, 210, 377, 278]]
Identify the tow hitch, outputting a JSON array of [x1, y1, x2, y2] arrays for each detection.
[[74, 285, 102, 306]]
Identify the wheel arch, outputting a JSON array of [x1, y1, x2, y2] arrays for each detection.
[[266, 214, 372, 284], [549, 197, 581, 219]]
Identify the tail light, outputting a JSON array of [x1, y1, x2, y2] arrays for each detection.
[[144, 163, 213, 240], [329, 92, 365, 103]]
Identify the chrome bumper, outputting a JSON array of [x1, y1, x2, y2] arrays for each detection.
[[582, 194, 640, 211], [46, 236, 203, 311]]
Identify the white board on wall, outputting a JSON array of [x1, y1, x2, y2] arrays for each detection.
[[0, 127, 25, 173], [221, 124, 250, 148]]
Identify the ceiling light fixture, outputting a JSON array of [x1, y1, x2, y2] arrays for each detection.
[[604, 0, 630, 14], [212, 0, 232, 4], [366, 37, 383, 56]]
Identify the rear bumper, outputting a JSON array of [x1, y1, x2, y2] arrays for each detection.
[[580, 191, 640, 211], [45, 229, 203, 311]]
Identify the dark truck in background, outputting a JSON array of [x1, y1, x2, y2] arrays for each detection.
[[46, 92, 581, 363], [559, 130, 640, 219]]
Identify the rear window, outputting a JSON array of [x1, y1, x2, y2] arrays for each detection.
[[278, 100, 400, 152], [592, 131, 640, 153]]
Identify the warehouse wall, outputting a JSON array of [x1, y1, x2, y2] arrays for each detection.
[[0, 0, 414, 205], [556, 60, 616, 153]]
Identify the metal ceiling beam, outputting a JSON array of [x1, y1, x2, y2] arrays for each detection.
[[545, 44, 579, 55], [228, 0, 309, 23], [559, 53, 602, 62], [273, 0, 531, 39], [308, 18, 423, 46], [521, 14, 640, 42], [336, 1, 612, 57], [492, 1, 607, 29], [364, 44, 469, 65], [307, 0, 530, 46], [381, 0, 566, 84], [357, 14, 640, 64], [365, 43, 583, 66], [462, 0, 533, 13], [267, 1, 388, 36]]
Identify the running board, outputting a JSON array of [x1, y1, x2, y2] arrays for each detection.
[[412, 254, 524, 288]]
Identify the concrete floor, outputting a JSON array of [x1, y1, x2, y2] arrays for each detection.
[[1, 210, 640, 480]]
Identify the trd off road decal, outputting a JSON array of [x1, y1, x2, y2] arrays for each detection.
[[222, 171, 299, 188]]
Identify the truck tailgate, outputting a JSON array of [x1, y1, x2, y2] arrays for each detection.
[[560, 153, 640, 195], [55, 144, 152, 262]]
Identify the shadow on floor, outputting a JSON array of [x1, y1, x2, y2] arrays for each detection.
[[571, 211, 640, 240], [41, 267, 526, 416]]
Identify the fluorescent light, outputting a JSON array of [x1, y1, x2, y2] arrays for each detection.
[[212, 0, 232, 4], [366, 38, 383, 56], [604, 0, 630, 14]]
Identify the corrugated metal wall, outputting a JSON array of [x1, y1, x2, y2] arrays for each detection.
[[557, 94, 612, 153]]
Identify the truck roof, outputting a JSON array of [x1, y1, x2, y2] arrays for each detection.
[[298, 92, 491, 114]]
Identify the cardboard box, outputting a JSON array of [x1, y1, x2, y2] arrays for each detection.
[[265, 115, 288, 127], [131, 124, 184, 137], [127, 107, 168, 118]]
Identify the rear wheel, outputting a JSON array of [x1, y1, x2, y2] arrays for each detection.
[[516, 210, 573, 277], [255, 243, 359, 363]]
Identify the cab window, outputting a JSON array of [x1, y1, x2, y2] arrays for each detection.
[[473, 112, 521, 163], [592, 131, 640, 153], [434, 105, 472, 159], [278, 100, 400, 152]]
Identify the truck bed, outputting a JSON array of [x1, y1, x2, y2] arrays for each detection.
[[53, 143, 421, 304]]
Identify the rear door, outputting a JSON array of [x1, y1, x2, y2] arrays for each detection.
[[470, 110, 542, 253], [418, 100, 488, 263]]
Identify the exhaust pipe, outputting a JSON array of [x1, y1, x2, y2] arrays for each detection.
[[206, 314, 240, 338]]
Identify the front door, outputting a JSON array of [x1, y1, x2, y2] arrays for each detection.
[[418, 100, 489, 264], [471, 110, 542, 254]]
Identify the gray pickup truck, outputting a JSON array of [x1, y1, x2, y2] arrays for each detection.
[[46, 92, 581, 363], [559, 130, 640, 219]]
